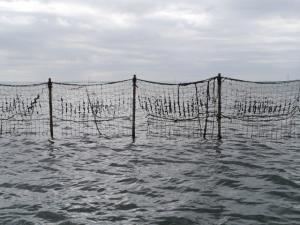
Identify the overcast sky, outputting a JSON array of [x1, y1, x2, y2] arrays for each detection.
[[0, 0, 299, 82]]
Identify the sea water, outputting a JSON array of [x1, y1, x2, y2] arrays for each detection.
[[0, 135, 299, 225]]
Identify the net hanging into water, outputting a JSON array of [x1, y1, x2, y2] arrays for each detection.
[[221, 78, 300, 139], [52, 80, 132, 138], [0, 76, 299, 140], [0, 83, 49, 136], [136, 78, 219, 138], [136, 77, 300, 139]]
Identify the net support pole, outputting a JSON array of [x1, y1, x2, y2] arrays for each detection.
[[132, 75, 137, 142], [217, 73, 222, 139], [48, 78, 54, 139], [203, 80, 210, 139]]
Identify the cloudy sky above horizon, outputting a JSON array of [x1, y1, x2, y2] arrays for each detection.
[[0, 0, 300, 82]]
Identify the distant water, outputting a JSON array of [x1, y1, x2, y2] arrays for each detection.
[[0, 136, 299, 225]]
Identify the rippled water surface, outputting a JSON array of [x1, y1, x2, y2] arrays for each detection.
[[0, 136, 299, 225]]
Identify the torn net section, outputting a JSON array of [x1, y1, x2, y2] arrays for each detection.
[[222, 78, 300, 139], [52, 80, 132, 138], [137, 78, 218, 138], [0, 83, 49, 136]]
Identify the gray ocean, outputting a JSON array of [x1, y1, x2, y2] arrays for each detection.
[[0, 135, 299, 225]]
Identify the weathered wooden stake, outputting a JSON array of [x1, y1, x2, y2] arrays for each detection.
[[48, 78, 54, 139], [132, 75, 137, 142], [217, 73, 222, 139], [203, 80, 210, 139]]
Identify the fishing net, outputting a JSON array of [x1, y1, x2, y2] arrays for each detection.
[[221, 78, 300, 139], [0, 83, 49, 136], [136, 78, 219, 138], [52, 80, 132, 138], [0, 76, 299, 140]]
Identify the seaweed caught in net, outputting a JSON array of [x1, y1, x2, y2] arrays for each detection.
[[52, 80, 132, 138], [137, 78, 219, 138], [221, 78, 300, 139], [0, 83, 49, 136]]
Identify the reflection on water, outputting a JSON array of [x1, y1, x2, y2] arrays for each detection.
[[0, 136, 299, 225]]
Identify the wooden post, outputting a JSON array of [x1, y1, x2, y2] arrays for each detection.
[[132, 75, 137, 142], [217, 73, 222, 139], [48, 78, 54, 139], [203, 80, 210, 139]]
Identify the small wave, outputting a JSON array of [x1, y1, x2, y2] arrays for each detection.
[[259, 174, 300, 188], [6, 219, 35, 225], [156, 216, 196, 225], [115, 202, 138, 210], [35, 211, 67, 223]]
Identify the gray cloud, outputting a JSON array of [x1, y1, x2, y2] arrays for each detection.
[[0, 0, 299, 82]]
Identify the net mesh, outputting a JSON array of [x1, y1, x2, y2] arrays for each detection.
[[221, 78, 300, 139], [0, 77, 299, 140], [52, 80, 132, 138], [137, 78, 219, 138], [0, 83, 49, 136]]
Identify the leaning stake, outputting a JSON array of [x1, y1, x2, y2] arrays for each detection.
[[217, 73, 222, 139], [48, 78, 54, 139], [132, 75, 137, 142]]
